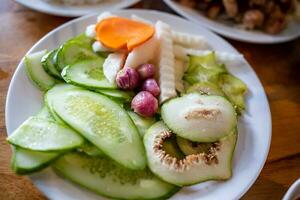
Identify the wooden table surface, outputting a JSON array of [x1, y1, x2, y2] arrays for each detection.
[[0, 0, 300, 199]]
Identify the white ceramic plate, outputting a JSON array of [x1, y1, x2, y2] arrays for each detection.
[[5, 9, 271, 200], [15, 0, 140, 17], [164, 0, 300, 44]]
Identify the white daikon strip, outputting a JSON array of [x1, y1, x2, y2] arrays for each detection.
[[85, 24, 96, 38], [103, 53, 126, 83], [92, 41, 113, 52], [174, 47, 245, 69], [124, 36, 158, 68], [174, 59, 185, 93], [156, 21, 177, 104], [171, 31, 209, 49], [214, 52, 245, 69], [173, 45, 188, 60], [130, 14, 153, 25], [97, 11, 116, 22]]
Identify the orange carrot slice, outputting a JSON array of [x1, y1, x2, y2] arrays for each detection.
[[95, 17, 155, 51]]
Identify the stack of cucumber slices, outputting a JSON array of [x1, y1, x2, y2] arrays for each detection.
[[7, 34, 247, 199]]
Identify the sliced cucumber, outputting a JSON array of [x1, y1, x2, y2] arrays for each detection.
[[62, 58, 116, 89], [144, 121, 237, 186], [45, 84, 81, 124], [11, 147, 59, 174], [96, 89, 134, 102], [186, 82, 225, 96], [7, 117, 84, 152], [53, 152, 179, 200], [41, 49, 62, 79], [219, 74, 247, 113], [55, 35, 98, 72], [36, 106, 55, 120], [50, 89, 146, 170], [127, 111, 156, 137], [77, 142, 104, 157], [25, 50, 56, 91], [70, 34, 95, 48], [161, 93, 237, 142]]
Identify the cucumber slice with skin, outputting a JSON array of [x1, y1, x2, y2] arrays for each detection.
[[144, 121, 237, 186], [41, 49, 62, 79], [7, 117, 84, 152], [11, 106, 60, 174], [36, 106, 55, 120], [77, 142, 104, 157], [162, 93, 237, 142], [11, 147, 59, 175], [25, 50, 56, 91], [45, 84, 81, 124], [127, 111, 156, 137], [96, 89, 134, 102], [62, 58, 116, 89], [51, 89, 146, 170], [53, 152, 179, 200], [55, 37, 98, 72]]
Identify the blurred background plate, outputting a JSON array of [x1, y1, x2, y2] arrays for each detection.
[[14, 0, 140, 17], [5, 9, 271, 200], [164, 0, 300, 44]]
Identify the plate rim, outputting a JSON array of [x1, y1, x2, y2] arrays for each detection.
[[5, 9, 272, 199], [14, 0, 141, 17], [163, 0, 300, 44]]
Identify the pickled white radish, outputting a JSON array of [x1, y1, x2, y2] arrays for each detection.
[[85, 24, 96, 38], [155, 21, 177, 104], [92, 41, 113, 52], [174, 59, 185, 92], [173, 45, 188, 60], [174, 48, 245, 69], [124, 36, 158, 69], [103, 53, 126, 83], [171, 31, 209, 49]]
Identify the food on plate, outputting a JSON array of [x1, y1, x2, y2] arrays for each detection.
[[176, 136, 213, 156], [127, 111, 156, 137], [7, 117, 84, 151], [131, 91, 158, 117], [7, 12, 248, 199], [161, 94, 237, 142], [53, 152, 179, 199], [175, 0, 296, 34], [144, 121, 237, 186], [137, 63, 156, 79], [103, 52, 126, 83], [155, 21, 177, 104], [25, 50, 56, 91], [96, 17, 155, 51], [141, 78, 160, 97], [49, 87, 147, 170], [116, 67, 140, 90]]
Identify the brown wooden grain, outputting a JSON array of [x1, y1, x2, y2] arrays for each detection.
[[0, 0, 299, 199]]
